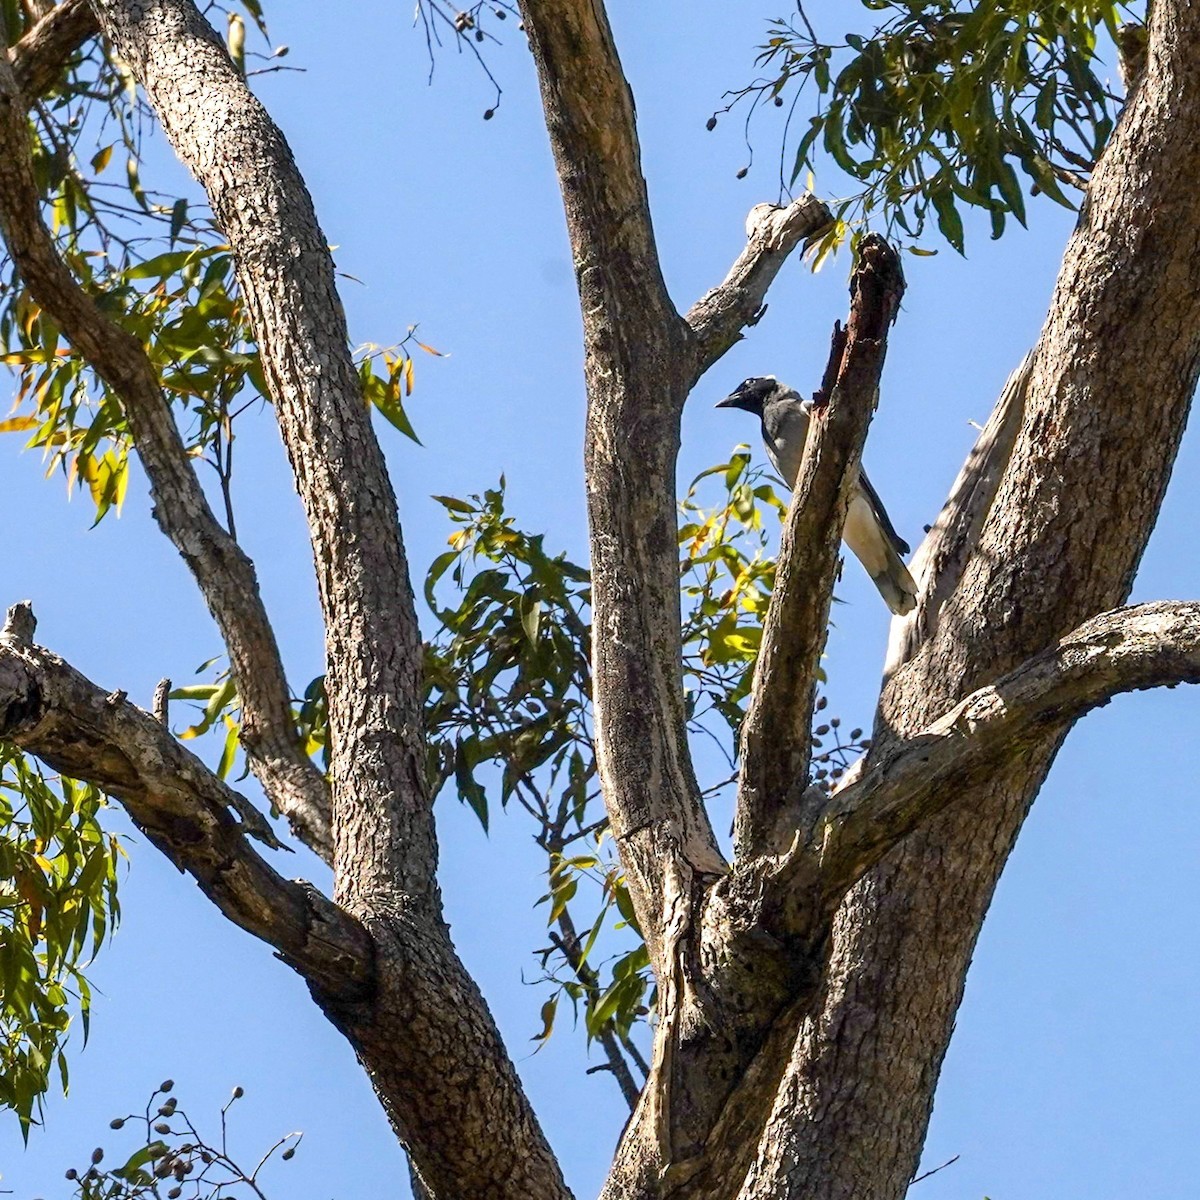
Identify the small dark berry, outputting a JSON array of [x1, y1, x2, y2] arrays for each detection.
[[830, 717, 840, 728], [282, 1147, 296, 1161], [159, 1080, 174, 1093], [155, 1123, 171, 1134], [91, 1149, 104, 1165], [475, 28, 484, 40], [815, 724, 829, 736], [110, 1118, 125, 1130], [483, 108, 495, 120], [850, 728, 863, 739], [736, 167, 748, 179], [706, 116, 717, 131], [65, 1170, 78, 1181], [774, 95, 784, 106], [232, 1086, 244, 1099]]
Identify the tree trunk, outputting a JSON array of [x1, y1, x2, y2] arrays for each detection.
[[739, 4, 1200, 1193]]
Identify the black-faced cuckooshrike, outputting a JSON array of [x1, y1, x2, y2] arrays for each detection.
[[717, 375, 918, 616]]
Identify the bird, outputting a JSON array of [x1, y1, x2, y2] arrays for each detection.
[[716, 375, 918, 616]]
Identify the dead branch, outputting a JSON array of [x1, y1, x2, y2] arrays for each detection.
[[734, 234, 905, 858], [685, 196, 834, 378]]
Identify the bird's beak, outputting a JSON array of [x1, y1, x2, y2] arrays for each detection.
[[715, 390, 746, 410]]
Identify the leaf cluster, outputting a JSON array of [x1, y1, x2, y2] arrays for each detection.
[[0, 746, 122, 1136], [722, 0, 1136, 254]]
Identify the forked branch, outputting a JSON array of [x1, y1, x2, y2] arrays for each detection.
[[0, 604, 371, 1000], [520, 0, 723, 961], [0, 49, 333, 861]]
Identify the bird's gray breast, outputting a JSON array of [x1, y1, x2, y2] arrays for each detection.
[[760, 397, 812, 489]]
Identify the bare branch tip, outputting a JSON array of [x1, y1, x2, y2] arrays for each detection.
[[2, 600, 36, 644], [153, 677, 172, 726]]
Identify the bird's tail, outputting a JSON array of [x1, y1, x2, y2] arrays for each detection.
[[843, 490, 919, 616], [871, 545, 918, 617]]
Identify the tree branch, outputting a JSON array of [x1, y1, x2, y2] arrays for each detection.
[[684, 196, 834, 379], [519, 0, 724, 961], [884, 351, 1032, 678], [752, 2, 1200, 1189], [734, 235, 905, 859], [0, 604, 372, 1000], [0, 50, 332, 861], [9, 0, 98, 100], [770, 601, 1200, 922], [85, 13, 574, 1192], [550, 913, 643, 1111], [89, 0, 434, 904]]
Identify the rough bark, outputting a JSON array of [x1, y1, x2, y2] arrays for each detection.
[[9, 0, 98, 99], [0, 604, 370, 1000], [517, 0, 726, 969], [86, 4, 571, 1195], [89, 0, 430, 901], [0, 41, 332, 860], [741, 3, 1200, 1195]]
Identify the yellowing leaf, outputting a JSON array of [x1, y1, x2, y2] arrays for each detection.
[[0, 415, 38, 433]]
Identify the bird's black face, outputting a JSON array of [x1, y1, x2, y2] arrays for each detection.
[[715, 376, 776, 416]]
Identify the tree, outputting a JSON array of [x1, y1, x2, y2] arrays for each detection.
[[2, 0, 1198, 1198]]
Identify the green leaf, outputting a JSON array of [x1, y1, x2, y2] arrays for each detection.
[[519, 591, 542, 646], [531, 995, 558, 1044], [931, 188, 964, 254], [169, 198, 189, 246]]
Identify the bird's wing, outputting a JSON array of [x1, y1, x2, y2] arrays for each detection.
[[854, 467, 910, 556], [757, 389, 916, 614], [760, 397, 811, 488]]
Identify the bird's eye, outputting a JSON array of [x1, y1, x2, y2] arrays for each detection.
[[741, 378, 754, 389]]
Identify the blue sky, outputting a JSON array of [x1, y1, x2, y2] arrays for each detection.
[[3, 2, 1199, 1198]]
